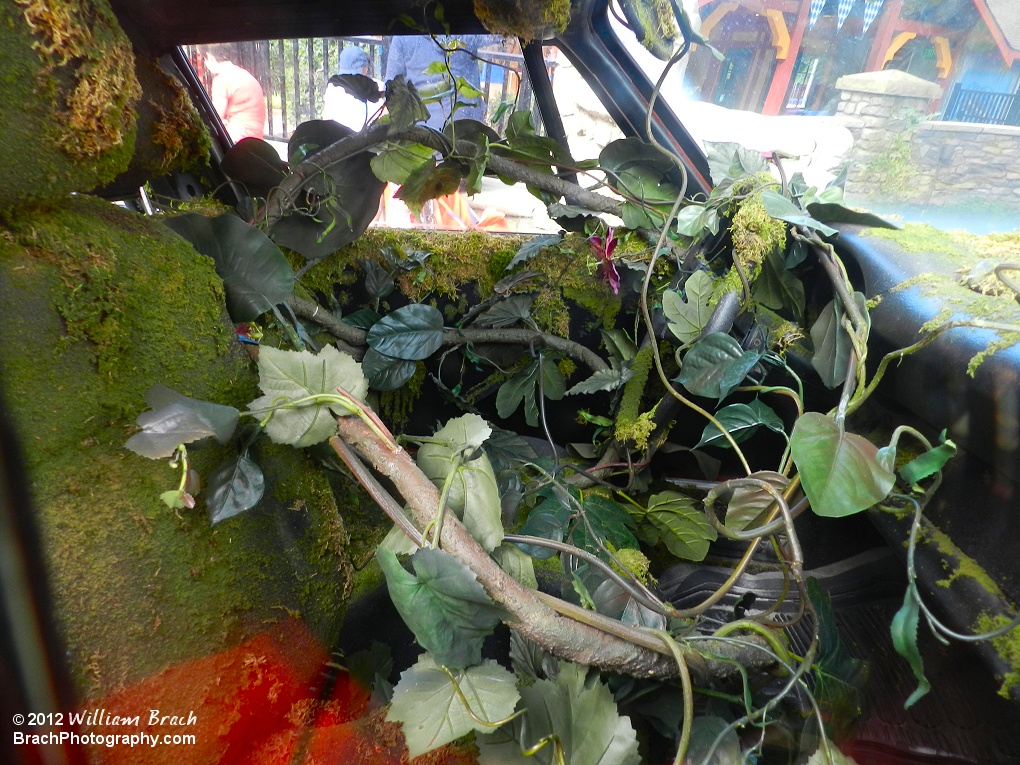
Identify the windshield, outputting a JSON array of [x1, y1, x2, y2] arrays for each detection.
[[613, 0, 1019, 234]]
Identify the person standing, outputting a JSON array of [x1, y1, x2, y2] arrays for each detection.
[[204, 44, 266, 142]]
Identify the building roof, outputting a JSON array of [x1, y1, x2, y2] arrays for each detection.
[[973, 0, 1020, 66]]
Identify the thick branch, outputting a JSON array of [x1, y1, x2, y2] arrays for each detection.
[[335, 416, 771, 682]]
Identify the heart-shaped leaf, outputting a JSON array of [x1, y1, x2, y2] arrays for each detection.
[[366, 303, 445, 360], [809, 293, 870, 389], [388, 655, 520, 759], [164, 213, 295, 322], [724, 471, 789, 531], [376, 547, 505, 669], [206, 454, 265, 523], [790, 412, 895, 517], [696, 399, 785, 449], [678, 333, 762, 401], [370, 140, 436, 185]]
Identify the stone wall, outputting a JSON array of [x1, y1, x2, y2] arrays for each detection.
[[835, 69, 1020, 211]]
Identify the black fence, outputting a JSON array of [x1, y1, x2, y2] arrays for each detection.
[[189, 37, 554, 141], [943, 83, 1020, 127]]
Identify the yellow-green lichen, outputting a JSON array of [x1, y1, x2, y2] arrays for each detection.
[[612, 547, 654, 585], [975, 613, 1020, 699], [729, 176, 787, 284], [614, 345, 658, 451], [473, 0, 571, 40]]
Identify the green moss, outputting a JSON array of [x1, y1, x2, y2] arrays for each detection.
[[614, 345, 657, 450], [472, 0, 571, 40], [612, 548, 653, 585], [975, 614, 1020, 699], [729, 178, 787, 285], [2, 0, 139, 212]]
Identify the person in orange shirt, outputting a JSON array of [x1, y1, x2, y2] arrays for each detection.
[[204, 44, 266, 142]]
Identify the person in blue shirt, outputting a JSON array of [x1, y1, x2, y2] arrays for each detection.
[[384, 35, 486, 129]]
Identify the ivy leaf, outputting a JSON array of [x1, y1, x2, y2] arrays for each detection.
[[476, 663, 641, 765], [891, 587, 931, 708], [753, 248, 805, 321], [678, 333, 762, 401], [164, 213, 295, 323], [696, 399, 785, 449], [506, 233, 563, 271], [899, 434, 956, 485], [724, 471, 789, 532], [417, 414, 504, 552], [126, 385, 239, 459], [367, 303, 445, 360], [206, 454, 265, 524], [760, 191, 837, 238], [385, 75, 431, 132], [810, 293, 870, 389], [663, 270, 714, 344], [376, 547, 505, 669], [387, 655, 520, 759], [565, 367, 634, 396], [638, 492, 717, 561], [371, 140, 437, 185], [247, 345, 369, 448], [362, 348, 418, 391], [790, 412, 895, 518], [474, 294, 535, 328]]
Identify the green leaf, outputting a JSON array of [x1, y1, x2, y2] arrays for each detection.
[[360, 258, 395, 300], [387, 655, 521, 759], [807, 202, 899, 230], [367, 303, 445, 360], [342, 308, 382, 330], [506, 233, 563, 271], [473, 294, 535, 328], [417, 414, 504, 552], [760, 191, 837, 237], [492, 544, 538, 589], [515, 496, 571, 559], [704, 141, 769, 185], [376, 547, 504, 669], [565, 367, 633, 396], [640, 492, 717, 561], [678, 333, 762, 401], [395, 159, 464, 216], [248, 345, 369, 448], [371, 140, 437, 185], [495, 358, 564, 428], [663, 270, 714, 344], [385, 75, 431, 132], [900, 436, 957, 485], [599, 138, 681, 229], [790, 412, 895, 518], [362, 348, 418, 391], [164, 213, 295, 322], [674, 204, 720, 238], [723, 471, 789, 531], [206, 455, 265, 524], [696, 399, 785, 449], [125, 385, 239, 459], [809, 293, 870, 389], [753, 248, 805, 321], [572, 494, 639, 554], [220, 138, 289, 199], [476, 663, 641, 765], [891, 587, 931, 708]]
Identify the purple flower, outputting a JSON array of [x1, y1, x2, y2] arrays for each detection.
[[589, 227, 620, 295]]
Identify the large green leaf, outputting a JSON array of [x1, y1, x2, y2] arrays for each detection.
[[474, 294, 535, 329], [704, 141, 769, 186], [790, 412, 895, 518], [809, 293, 870, 389], [220, 137, 289, 199], [164, 213, 295, 322], [125, 385, 239, 459], [677, 333, 762, 401], [696, 399, 785, 449], [370, 140, 436, 184], [639, 492, 717, 561], [760, 190, 837, 238], [247, 345, 369, 448], [663, 270, 714, 344], [366, 303, 445, 360], [515, 494, 572, 559], [417, 414, 504, 552], [376, 547, 505, 669], [571, 494, 639, 555], [599, 138, 681, 229], [476, 663, 641, 765], [362, 348, 418, 391], [385, 75, 431, 132], [807, 202, 899, 230], [495, 358, 565, 428], [723, 471, 789, 531], [891, 587, 930, 708], [388, 655, 521, 759], [206, 454, 265, 524], [395, 158, 464, 216], [753, 248, 804, 321]]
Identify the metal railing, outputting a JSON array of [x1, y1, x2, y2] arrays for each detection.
[[189, 37, 556, 142], [943, 83, 1020, 127]]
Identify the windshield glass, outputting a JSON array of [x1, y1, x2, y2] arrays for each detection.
[[613, 0, 1019, 233]]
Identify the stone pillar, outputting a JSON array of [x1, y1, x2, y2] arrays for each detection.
[[834, 69, 943, 200]]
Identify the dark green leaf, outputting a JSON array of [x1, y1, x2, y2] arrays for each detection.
[[704, 141, 769, 185], [342, 308, 382, 330], [370, 140, 436, 185], [126, 385, 239, 459], [809, 293, 870, 389], [367, 304, 445, 360], [473, 294, 535, 328], [385, 75, 431, 132], [476, 663, 640, 765], [362, 348, 418, 391], [641, 491, 716, 561], [808, 578, 869, 735], [696, 399, 785, 449], [220, 138, 289, 198], [495, 365, 536, 421], [492, 544, 538, 589], [565, 367, 633, 396], [395, 159, 463, 216], [328, 72, 383, 103], [515, 497, 571, 559], [760, 191, 837, 237], [678, 333, 762, 401], [443, 118, 501, 145], [376, 547, 504, 669], [753, 248, 804, 321], [361, 258, 395, 300], [164, 213, 295, 322], [900, 437, 957, 485], [388, 655, 520, 759], [891, 586, 930, 708], [207, 455, 265, 523], [663, 270, 714, 344], [807, 202, 899, 230], [600, 138, 681, 229], [506, 233, 563, 271], [790, 412, 895, 518], [287, 119, 352, 166], [572, 494, 639, 554]]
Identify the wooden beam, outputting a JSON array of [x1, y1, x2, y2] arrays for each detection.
[[761, 0, 811, 114]]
